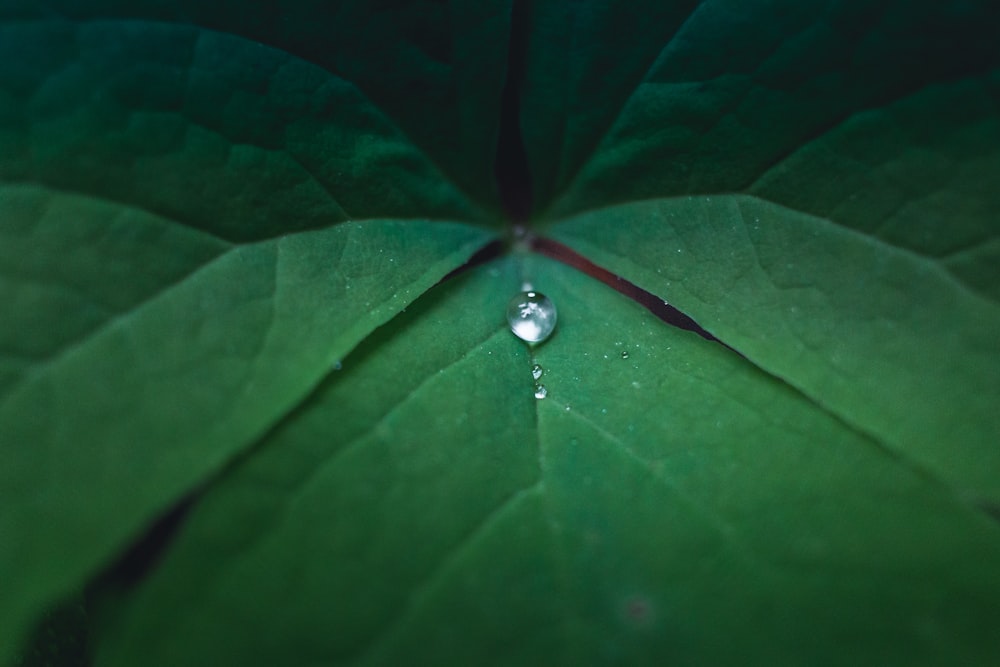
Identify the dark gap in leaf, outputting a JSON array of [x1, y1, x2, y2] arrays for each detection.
[[494, 0, 533, 222], [531, 235, 739, 353], [440, 239, 506, 284], [93, 492, 199, 591], [127, 262, 501, 544], [79, 258, 503, 598], [975, 500, 1000, 528], [11, 595, 90, 667]]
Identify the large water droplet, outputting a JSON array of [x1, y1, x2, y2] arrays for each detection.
[[507, 291, 557, 343], [534, 384, 548, 399], [531, 364, 543, 380]]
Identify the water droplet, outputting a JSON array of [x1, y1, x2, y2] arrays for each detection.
[[507, 291, 557, 343], [333, 360, 343, 371], [621, 350, 630, 359], [534, 384, 548, 399], [531, 364, 543, 380]]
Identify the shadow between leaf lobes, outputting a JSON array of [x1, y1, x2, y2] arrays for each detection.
[[530, 236, 736, 351]]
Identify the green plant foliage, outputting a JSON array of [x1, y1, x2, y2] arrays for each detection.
[[550, 194, 1000, 499], [2, 1, 999, 665]]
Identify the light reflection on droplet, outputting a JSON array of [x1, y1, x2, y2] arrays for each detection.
[[534, 384, 548, 400], [506, 291, 557, 343], [532, 364, 543, 380]]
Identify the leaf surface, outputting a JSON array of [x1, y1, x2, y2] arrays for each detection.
[[0, 1, 507, 221], [92, 256, 1000, 666], [550, 194, 1000, 502], [520, 1, 1000, 220], [92, 258, 549, 666], [4, 0, 1000, 665], [0, 189, 491, 653], [538, 4, 1000, 504], [0, 4, 504, 651]]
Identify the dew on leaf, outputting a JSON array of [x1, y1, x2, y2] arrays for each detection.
[[507, 291, 557, 343], [534, 384, 548, 400], [532, 364, 543, 380], [621, 350, 630, 359]]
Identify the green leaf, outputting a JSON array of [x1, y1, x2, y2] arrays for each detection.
[[0, 183, 491, 654], [537, 1, 1000, 503], [549, 193, 1000, 501], [4, 0, 1000, 665], [91, 256, 1000, 666], [1, 3, 507, 655], [89, 258, 545, 665], [0, 13, 492, 234], [521, 1, 1000, 219]]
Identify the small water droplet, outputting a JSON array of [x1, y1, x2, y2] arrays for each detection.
[[333, 360, 343, 371], [534, 384, 548, 399], [564, 405, 571, 412], [621, 350, 630, 359], [507, 291, 557, 343], [531, 364, 543, 380]]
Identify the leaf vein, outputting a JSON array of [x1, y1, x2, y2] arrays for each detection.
[[352, 481, 543, 666], [548, 397, 770, 571]]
